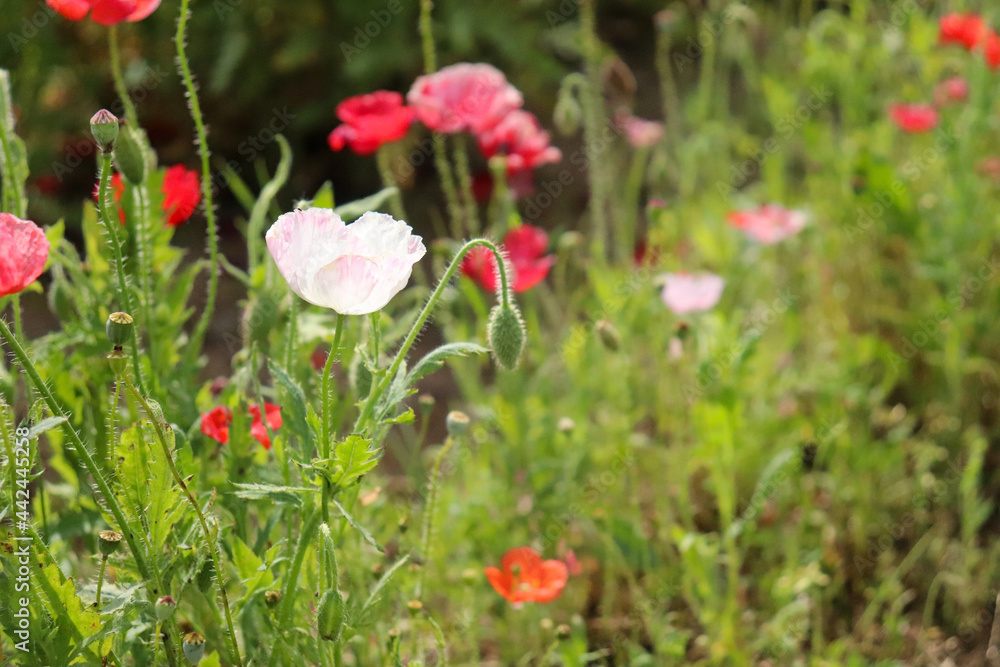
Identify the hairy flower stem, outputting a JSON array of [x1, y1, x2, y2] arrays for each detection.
[[176, 0, 219, 368], [278, 506, 321, 630], [579, 0, 612, 263], [353, 239, 509, 434], [416, 434, 456, 602], [434, 134, 465, 239], [321, 313, 347, 524], [124, 381, 244, 667], [452, 135, 480, 235], [95, 556, 108, 608], [108, 26, 137, 125], [376, 147, 407, 222], [97, 151, 147, 395], [418, 0, 436, 74], [0, 318, 179, 666]]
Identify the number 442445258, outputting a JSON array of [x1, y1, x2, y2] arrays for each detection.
[[13, 425, 30, 526]]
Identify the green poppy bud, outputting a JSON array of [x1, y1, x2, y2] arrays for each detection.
[[114, 124, 147, 184], [98, 530, 123, 557], [155, 596, 176, 622], [350, 353, 373, 399], [317, 589, 346, 642], [90, 109, 119, 153], [106, 312, 134, 347], [487, 304, 526, 370], [594, 319, 621, 351], [182, 632, 206, 664]]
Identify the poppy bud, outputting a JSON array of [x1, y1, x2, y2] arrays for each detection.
[[350, 353, 373, 399], [264, 590, 282, 608], [317, 589, 345, 642], [90, 109, 119, 154], [487, 304, 526, 370], [182, 632, 206, 664], [418, 393, 435, 415], [107, 349, 129, 378], [594, 320, 620, 351], [115, 125, 147, 184], [106, 312, 134, 347], [196, 561, 214, 593], [445, 410, 470, 436], [98, 530, 122, 557], [553, 93, 583, 136], [556, 623, 572, 640], [155, 596, 176, 622]]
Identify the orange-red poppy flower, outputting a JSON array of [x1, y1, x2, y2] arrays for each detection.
[[484, 547, 568, 604]]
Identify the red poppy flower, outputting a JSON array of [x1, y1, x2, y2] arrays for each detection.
[[162, 165, 201, 227], [0, 214, 49, 298], [888, 103, 939, 134], [200, 406, 232, 444], [985, 31, 1000, 69], [484, 547, 568, 604], [328, 91, 415, 156], [461, 225, 554, 293], [47, 0, 160, 25], [407, 63, 523, 136], [938, 13, 988, 50], [477, 110, 561, 175], [248, 403, 283, 450]]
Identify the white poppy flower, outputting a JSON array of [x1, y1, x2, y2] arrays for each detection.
[[660, 272, 725, 315], [266, 208, 426, 315]]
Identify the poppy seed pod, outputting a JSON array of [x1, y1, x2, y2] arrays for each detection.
[[182, 632, 206, 664], [90, 109, 119, 153], [155, 596, 177, 622], [445, 410, 470, 436], [487, 304, 526, 370], [98, 530, 123, 557], [106, 312, 134, 347]]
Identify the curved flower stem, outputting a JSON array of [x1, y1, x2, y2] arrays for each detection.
[[97, 151, 147, 396], [123, 381, 244, 667], [108, 26, 137, 125], [321, 313, 347, 523], [176, 0, 219, 367], [416, 434, 456, 602], [353, 239, 509, 433]]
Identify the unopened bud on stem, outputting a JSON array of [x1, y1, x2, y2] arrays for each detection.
[[90, 110, 119, 153]]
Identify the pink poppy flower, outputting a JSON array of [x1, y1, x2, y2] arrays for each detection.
[[888, 103, 939, 134], [727, 204, 807, 245], [934, 77, 969, 106], [660, 272, 724, 315], [47, 0, 160, 25], [0, 214, 49, 298], [328, 91, 415, 156], [266, 208, 425, 315], [407, 63, 523, 135], [477, 110, 561, 174], [461, 224, 554, 293], [618, 114, 664, 148]]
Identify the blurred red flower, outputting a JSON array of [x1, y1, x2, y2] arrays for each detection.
[[933, 77, 969, 106], [985, 32, 1000, 69], [888, 103, 939, 133], [939, 13, 988, 50], [477, 110, 561, 175], [727, 204, 807, 245], [0, 213, 49, 298], [407, 63, 523, 135], [248, 403, 283, 450], [461, 225, 554, 293], [328, 91, 415, 156], [47, 0, 160, 25], [200, 406, 232, 444], [485, 547, 568, 604], [162, 165, 201, 227]]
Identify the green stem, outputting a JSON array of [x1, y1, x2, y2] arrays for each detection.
[[321, 313, 347, 523], [12, 297, 32, 405], [416, 435, 456, 601], [124, 382, 244, 667], [433, 134, 464, 239], [108, 26, 137, 125], [452, 135, 480, 235], [376, 147, 407, 221], [353, 239, 509, 434], [622, 146, 650, 260], [579, 0, 610, 262], [97, 151, 147, 394], [176, 0, 220, 368], [278, 506, 321, 629], [418, 0, 436, 74], [96, 557, 107, 608]]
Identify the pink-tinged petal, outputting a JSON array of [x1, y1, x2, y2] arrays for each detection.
[[127, 0, 160, 21], [660, 272, 725, 315], [0, 214, 50, 298], [407, 63, 523, 135], [46, 0, 92, 20], [727, 204, 807, 245], [89, 0, 137, 25], [618, 114, 664, 148]]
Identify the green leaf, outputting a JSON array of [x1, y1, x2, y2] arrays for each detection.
[[405, 342, 489, 385], [332, 498, 383, 553], [333, 434, 379, 486], [231, 536, 273, 597], [117, 422, 183, 553], [334, 186, 398, 221], [269, 360, 312, 453], [308, 181, 335, 209], [26, 416, 68, 440], [233, 482, 312, 506]]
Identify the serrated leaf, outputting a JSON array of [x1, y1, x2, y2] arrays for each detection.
[[26, 416, 68, 440], [333, 435, 379, 486], [405, 342, 488, 385], [332, 498, 383, 553], [233, 482, 311, 505]]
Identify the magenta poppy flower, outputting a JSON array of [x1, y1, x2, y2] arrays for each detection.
[[47, 0, 160, 25], [266, 208, 425, 315], [407, 63, 523, 135], [461, 224, 554, 293], [727, 204, 807, 245], [618, 114, 664, 148], [0, 214, 49, 298], [477, 110, 561, 174], [888, 103, 939, 134], [328, 91, 415, 156], [660, 272, 724, 315]]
